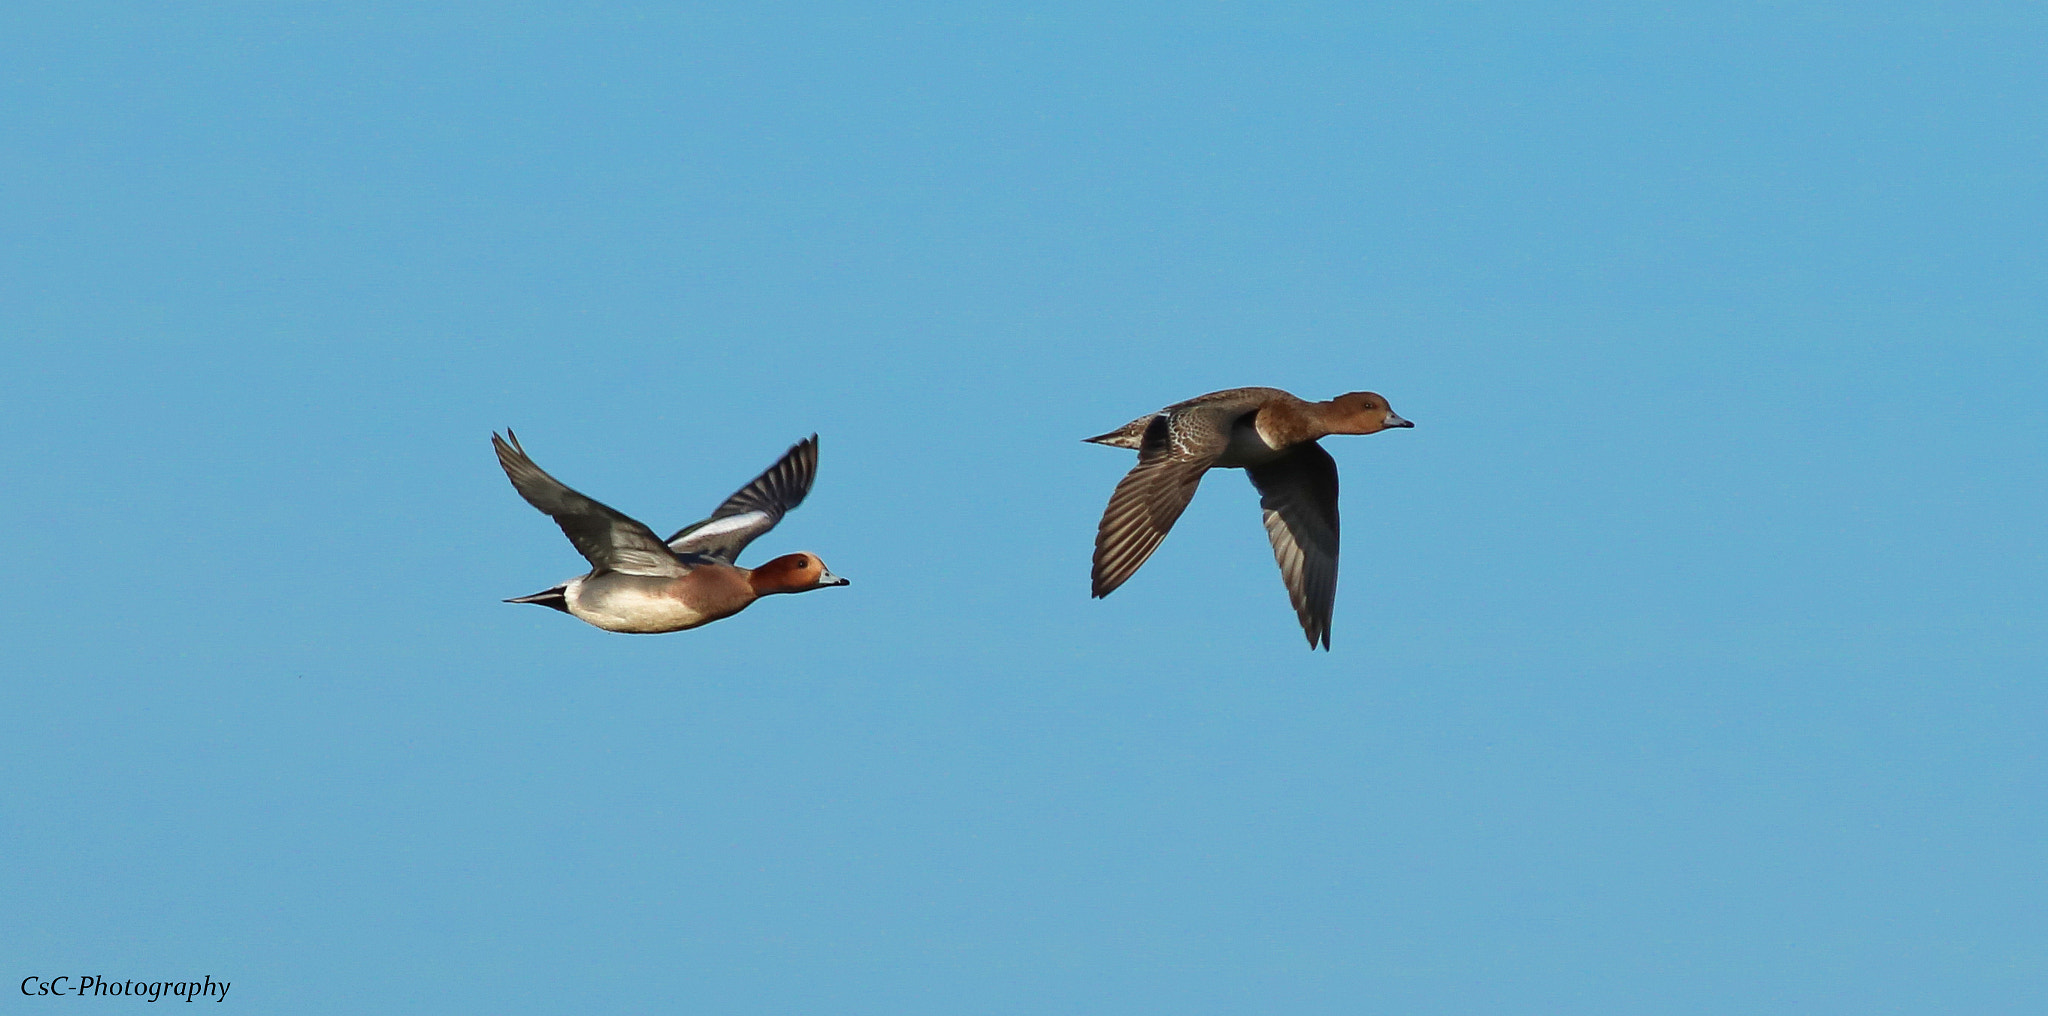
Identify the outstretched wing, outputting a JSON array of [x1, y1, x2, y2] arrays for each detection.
[[494, 431, 686, 578], [1246, 442, 1340, 649], [666, 435, 819, 563], [1090, 412, 1229, 597]]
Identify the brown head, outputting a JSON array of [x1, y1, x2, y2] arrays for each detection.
[[1323, 391, 1414, 434], [746, 552, 851, 596]]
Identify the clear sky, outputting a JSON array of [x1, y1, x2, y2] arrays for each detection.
[[4, 3, 2044, 1013]]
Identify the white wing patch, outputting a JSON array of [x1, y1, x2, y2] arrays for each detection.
[[684, 514, 763, 542], [667, 510, 773, 558]]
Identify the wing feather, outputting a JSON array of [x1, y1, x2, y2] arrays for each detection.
[[1246, 442, 1341, 649], [1090, 414, 1222, 597], [666, 435, 819, 562], [493, 431, 686, 578]]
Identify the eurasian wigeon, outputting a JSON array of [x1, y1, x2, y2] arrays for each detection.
[[494, 431, 847, 633], [1084, 387, 1413, 649]]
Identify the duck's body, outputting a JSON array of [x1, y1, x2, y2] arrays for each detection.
[[513, 564, 756, 634], [494, 432, 847, 634], [1085, 387, 1412, 649], [1089, 387, 1353, 465]]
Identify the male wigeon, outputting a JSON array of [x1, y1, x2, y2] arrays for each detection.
[[1085, 387, 1412, 649], [493, 431, 847, 633]]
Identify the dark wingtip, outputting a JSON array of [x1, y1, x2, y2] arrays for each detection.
[[1301, 623, 1331, 650]]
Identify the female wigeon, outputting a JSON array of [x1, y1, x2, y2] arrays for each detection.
[[1084, 387, 1412, 649], [494, 432, 847, 633]]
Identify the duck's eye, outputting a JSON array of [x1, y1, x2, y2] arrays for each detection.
[[793, 556, 809, 568]]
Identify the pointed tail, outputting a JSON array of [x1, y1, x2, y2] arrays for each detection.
[[505, 586, 571, 614], [1083, 419, 1150, 449]]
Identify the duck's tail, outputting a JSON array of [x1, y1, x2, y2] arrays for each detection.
[[505, 585, 571, 613], [1082, 417, 1152, 449]]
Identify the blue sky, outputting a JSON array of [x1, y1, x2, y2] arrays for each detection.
[[4, 3, 2044, 1012]]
